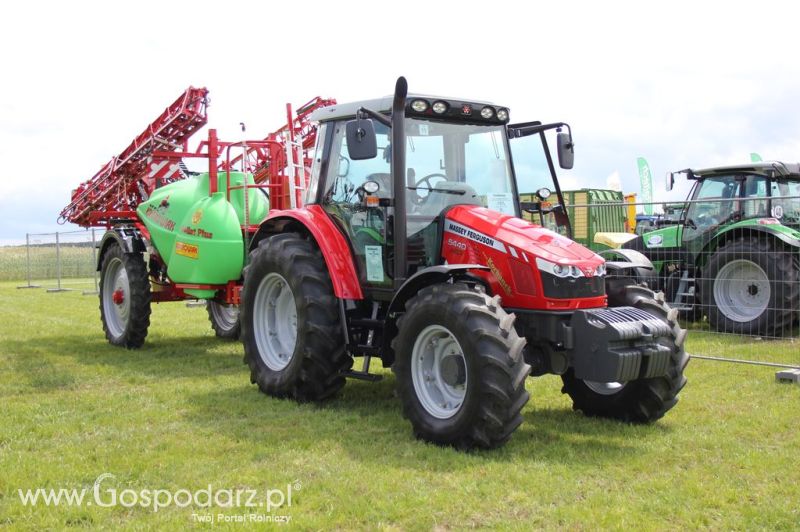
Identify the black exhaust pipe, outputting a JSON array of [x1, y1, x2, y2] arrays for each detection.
[[391, 76, 408, 288]]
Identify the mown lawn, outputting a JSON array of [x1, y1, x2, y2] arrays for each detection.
[[0, 280, 798, 529]]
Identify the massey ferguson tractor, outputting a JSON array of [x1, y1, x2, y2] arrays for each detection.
[[61, 78, 688, 449]]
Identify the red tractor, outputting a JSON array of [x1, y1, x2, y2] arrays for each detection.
[[239, 78, 688, 448]]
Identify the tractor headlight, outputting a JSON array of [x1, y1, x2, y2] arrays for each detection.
[[496, 108, 509, 122], [432, 101, 448, 114], [480, 106, 495, 119], [536, 257, 583, 278], [410, 99, 429, 113]]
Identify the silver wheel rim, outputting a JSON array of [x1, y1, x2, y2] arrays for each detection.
[[102, 257, 129, 338], [210, 301, 239, 331], [713, 259, 770, 322], [411, 324, 468, 419], [253, 273, 297, 371], [584, 380, 626, 395]]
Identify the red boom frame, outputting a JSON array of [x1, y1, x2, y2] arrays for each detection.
[[59, 89, 335, 228]]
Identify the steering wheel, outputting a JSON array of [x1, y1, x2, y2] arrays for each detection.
[[411, 173, 448, 205], [415, 172, 448, 189], [696, 213, 720, 227]]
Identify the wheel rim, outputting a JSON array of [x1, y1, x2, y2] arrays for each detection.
[[713, 259, 770, 322], [411, 324, 468, 419], [252, 273, 297, 371], [210, 301, 239, 331], [102, 257, 129, 338], [584, 380, 626, 395]]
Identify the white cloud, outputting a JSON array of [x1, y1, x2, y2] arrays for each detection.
[[1, 0, 799, 238]]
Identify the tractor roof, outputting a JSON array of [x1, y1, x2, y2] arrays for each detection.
[[683, 161, 800, 179], [309, 93, 502, 123]]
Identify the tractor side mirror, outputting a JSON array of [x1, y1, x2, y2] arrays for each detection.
[[345, 119, 377, 160], [666, 171, 674, 191], [556, 132, 574, 169]]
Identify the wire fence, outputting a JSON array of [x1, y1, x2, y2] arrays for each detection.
[[7, 230, 99, 293], [521, 192, 800, 369], [4, 193, 800, 370]]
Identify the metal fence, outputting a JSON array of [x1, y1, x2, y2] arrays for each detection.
[[522, 194, 800, 370], [5, 195, 800, 370], [8, 230, 99, 294]]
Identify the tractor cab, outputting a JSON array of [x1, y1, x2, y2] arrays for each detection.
[[670, 164, 800, 243], [305, 92, 577, 296]]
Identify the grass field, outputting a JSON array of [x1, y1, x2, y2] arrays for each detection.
[[1, 280, 799, 529]]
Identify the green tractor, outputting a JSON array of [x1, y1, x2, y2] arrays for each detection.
[[597, 162, 800, 336]]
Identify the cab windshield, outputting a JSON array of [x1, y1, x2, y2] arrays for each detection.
[[405, 118, 517, 217]]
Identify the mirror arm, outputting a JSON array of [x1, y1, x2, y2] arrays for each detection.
[[519, 201, 541, 213], [509, 121, 570, 139], [357, 107, 392, 128]]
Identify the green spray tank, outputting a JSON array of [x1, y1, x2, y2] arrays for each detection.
[[137, 171, 269, 298]]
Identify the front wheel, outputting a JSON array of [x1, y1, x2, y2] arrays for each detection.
[[240, 232, 351, 402], [561, 285, 689, 423], [392, 283, 530, 449], [98, 243, 151, 348]]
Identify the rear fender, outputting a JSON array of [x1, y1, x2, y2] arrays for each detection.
[[381, 264, 489, 366], [701, 223, 800, 267], [96, 227, 147, 270], [598, 247, 657, 291], [250, 205, 363, 300]]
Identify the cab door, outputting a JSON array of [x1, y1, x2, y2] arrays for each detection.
[[682, 175, 742, 256], [321, 120, 394, 289]]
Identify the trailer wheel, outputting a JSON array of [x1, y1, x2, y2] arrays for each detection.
[[241, 232, 351, 401], [561, 285, 689, 423], [207, 301, 240, 339], [99, 242, 151, 348], [392, 283, 530, 449], [702, 237, 799, 336]]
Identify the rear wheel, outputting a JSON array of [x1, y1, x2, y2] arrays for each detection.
[[392, 283, 530, 449], [241, 233, 351, 401], [561, 285, 689, 423], [703, 237, 799, 336], [207, 301, 240, 339], [99, 243, 151, 348]]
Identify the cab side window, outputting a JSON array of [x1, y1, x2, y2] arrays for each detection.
[[325, 122, 391, 203], [743, 175, 768, 218]]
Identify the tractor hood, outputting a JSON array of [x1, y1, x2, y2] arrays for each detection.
[[444, 205, 604, 271]]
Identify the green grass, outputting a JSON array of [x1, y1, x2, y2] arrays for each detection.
[[1, 281, 798, 530]]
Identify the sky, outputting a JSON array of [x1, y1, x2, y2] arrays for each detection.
[[1, 0, 799, 244]]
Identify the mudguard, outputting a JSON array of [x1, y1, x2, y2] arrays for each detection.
[[381, 264, 490, 366], [251, 205, 364, 300], [707, 221, 800, 254], [96, 226, 147, 270], [597, 247, 655, 273]]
